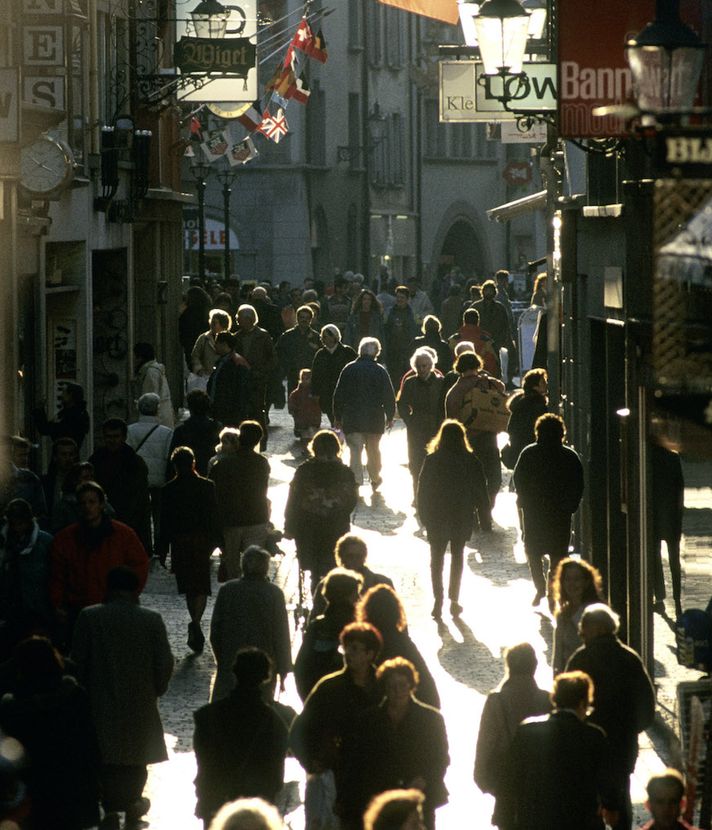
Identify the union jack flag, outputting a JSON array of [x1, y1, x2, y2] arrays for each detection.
[[258, 108, 289, 143]]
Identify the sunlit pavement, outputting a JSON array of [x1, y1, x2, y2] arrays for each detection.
[[139, 408, 669, 830]]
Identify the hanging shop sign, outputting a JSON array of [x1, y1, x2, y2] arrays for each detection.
[[0, 68, 19, 143], [175, 0, 257, 103], [439, 60, 556, 123], [654, 130, 712, 178]]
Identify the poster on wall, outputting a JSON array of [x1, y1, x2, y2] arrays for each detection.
[[52, 318, 77, 414]]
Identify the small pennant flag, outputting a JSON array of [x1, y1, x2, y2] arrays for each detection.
[[285, 72, 311, 105], [227, 136, 258, 167], [291, 17, 315, 55], [201, 129, 229, 162], [308, 29, 328, 63], [265, 60, 296, 97], [258, 108, 289, 143], [189, 115, 203, 141], [237, 100, 263, 132]]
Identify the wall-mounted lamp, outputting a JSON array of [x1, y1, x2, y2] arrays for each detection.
[[474, 0, 530, 77], [189, 0, 246, 39]]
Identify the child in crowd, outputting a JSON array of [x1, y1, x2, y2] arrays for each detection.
[[639, 769, 700, 830], [288, 369, 322, 447]]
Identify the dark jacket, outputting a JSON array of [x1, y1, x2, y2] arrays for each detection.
[[311, 343, 357, 418], [207, 352, 250, 427], [506, 390, 548, 462], [502, 709, 615, 830], [34, 404, 90, 451], [384, 305, 418, 363], [88, 443, 150, 544], [333, 356, 396, 435], [472, 297, 512, 350], [340, 697, 449, 822], [289, 666, 380, 775], [293, 604, 355, 702], [566, 633, 656, 773], [398, 373, 445, 443], [209, 448, 270, 528], [0, 520, 53, 631], [343, 309, 386, 350], [233, 325, 277, 384], [157, 472, 222, 556], [410, 333, 452, 374], [193, 686, 289, 820], [170, 415, 222, 477], [276, 325, 321, 390], [417, 448, 492, 538], [376, 628, 440, 710]]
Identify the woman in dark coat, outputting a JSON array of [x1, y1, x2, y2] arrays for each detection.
[[157, 446, 222, 653], [284, 430, 359, 590], [343, 289, 386, 351], [502, 368, 548, 470], [179, 285, 212, 370], [417, 419, 491, 620], [33, 382, 90, 452], [339, 657, 449, 830], [356, 584, 440, 709], [193, 648, 288, 828], [0, 636, 101, 830], [293, 568, 362, 701], [311, 325, 357, 425]]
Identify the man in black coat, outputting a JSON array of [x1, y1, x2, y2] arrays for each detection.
[[567, 604, 656, 830], [512, 413, 583, 607], [169, 390, 221, 477], [193, 648, 288, 827], [501, 670, 619, 830], [276, 305, 321, 394], [311, 325, 357, 425], [206, 332, 250, 428]]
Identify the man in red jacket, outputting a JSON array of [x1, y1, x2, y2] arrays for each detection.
[[50, 480, 148, 647]]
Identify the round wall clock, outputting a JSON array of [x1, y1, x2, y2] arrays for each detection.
[[20, 135, 75, 197], [207, 101, 251, 119]]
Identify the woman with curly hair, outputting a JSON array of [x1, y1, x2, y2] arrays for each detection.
[[550, 557, 605, 675], [343, 289, 386, 350], [355, 585, 440, 709]]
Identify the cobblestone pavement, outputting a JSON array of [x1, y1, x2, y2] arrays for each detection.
[[134, 406, 706, 830]]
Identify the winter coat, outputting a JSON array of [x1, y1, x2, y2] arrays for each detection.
[[384, 305, 418, 371], [0, 519, 53, 628], [340, 697, 449, 823], [397, 373, 445, 444], [375, 628, 441, 710], [288, 383, 322, 432], [49, 518, 148, 614], [209, 448, 270, 528], [88, 443, 150, 544], [170, 415, 222, 477], [276, 325, 321, 390], [71, 596, 174, 766], [233, 325, 277, 384], [410, 333, 452, 373], [343, 309, 386, 350], [210, 576, 292, 701], [207, 352, 250, 427], [193, 687, 289, 820], [471, 297, 512, 350], [293, 604, 356, 701], [157, 472, 222, 556], [506, 390, 548, 463], [126, 415, 174, 488], [566, 633, 656, 774], [0, 675, 101, 830], [134, 360, 174, 427], [450, 324, 499, 376], [191, 330, 220, 375], [417, 448, 492, 539], [311, 343, 357, 418], [332, 356, 396, 435], [33, 403, 90, 451]]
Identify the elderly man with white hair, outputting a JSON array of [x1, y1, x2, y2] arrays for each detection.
[[233, 304, 277, 448], [333, 337, 396, 492], [397, 347, 444, 493], [208, 798, 284, 830], [566, 603, 656, 830], [311, 324, 357, 425]]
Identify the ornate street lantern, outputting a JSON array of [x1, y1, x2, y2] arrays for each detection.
[[474, 0, 530, 76], [458, 2, 480, 47], [522, 0, 547, 40], [626, 0, 705, 115], [190, 0, 246, 39]]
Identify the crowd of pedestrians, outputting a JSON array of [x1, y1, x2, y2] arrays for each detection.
[[0, 269, 691, 830]]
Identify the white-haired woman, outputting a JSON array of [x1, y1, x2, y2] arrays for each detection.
[[311, 324, 357, 425], [397, 347, 444, 494]]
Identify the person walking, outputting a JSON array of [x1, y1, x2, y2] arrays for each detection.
[[170, 390, 222, 477], [417, 420, 491, 620], [193, 648, 289, 828], [397, 347, 444, 495], [127, 392, 173, 558], [157, 446, 222, 653], [311, 325, 357, 425], [276, 305, 321, 395], [33, 381, 90, 452], [343, 289, 386, 351], [474, 643, 551, 829], [333, 337, 395, 492], [132, 342, 175, 428], [209, 420, 271, 580], [71, 566, 174, 830], [233, 304, 277, 444], [384, 287, 418, 388], [502, 368, 548, 470], [209, 546, 292, 702], [513, 413, 584, 608], [566, 604, 656, 830], [207, 332, 250, 428], [284, 430, 359, 588], [191, 309, 232, 379], [409, 315, 452, 374]]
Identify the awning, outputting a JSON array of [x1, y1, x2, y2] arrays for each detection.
[[486, 190, 547, 223]]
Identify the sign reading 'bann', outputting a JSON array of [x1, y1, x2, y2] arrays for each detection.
[[557, 0, 654, 139]]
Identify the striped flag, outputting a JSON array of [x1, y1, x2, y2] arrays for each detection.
[[236, 100, 263, 133]]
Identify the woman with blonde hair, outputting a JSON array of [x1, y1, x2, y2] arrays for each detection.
[[550, 557, 605, 674]]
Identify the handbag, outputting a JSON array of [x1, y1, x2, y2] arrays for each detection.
[[460, 378, 510, 434]]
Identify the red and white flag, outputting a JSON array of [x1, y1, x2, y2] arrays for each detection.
[[307, 28, 328, 63], [291, 17, 315, 54], [237, 100, 263, 133], [285, 72, 311, 105], [258, 108, 289, 144]]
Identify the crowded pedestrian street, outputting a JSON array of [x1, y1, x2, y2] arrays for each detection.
[[137, 404, 671, 830]]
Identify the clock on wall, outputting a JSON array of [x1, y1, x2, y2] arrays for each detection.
[[20, 135, 75, 197]]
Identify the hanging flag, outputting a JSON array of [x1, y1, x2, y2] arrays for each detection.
[[258, 108, 289, 143], [291, 17, 315, 55], [189, 115, 203, 141], [201, 129, 229, 162], [285, 72, 311, 105], [237, 99, 263, 132], [307, 29, 328, 64], [227, 136, 258, 167], [376, 0, 458, 24], [265, 59, 296, 97]]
